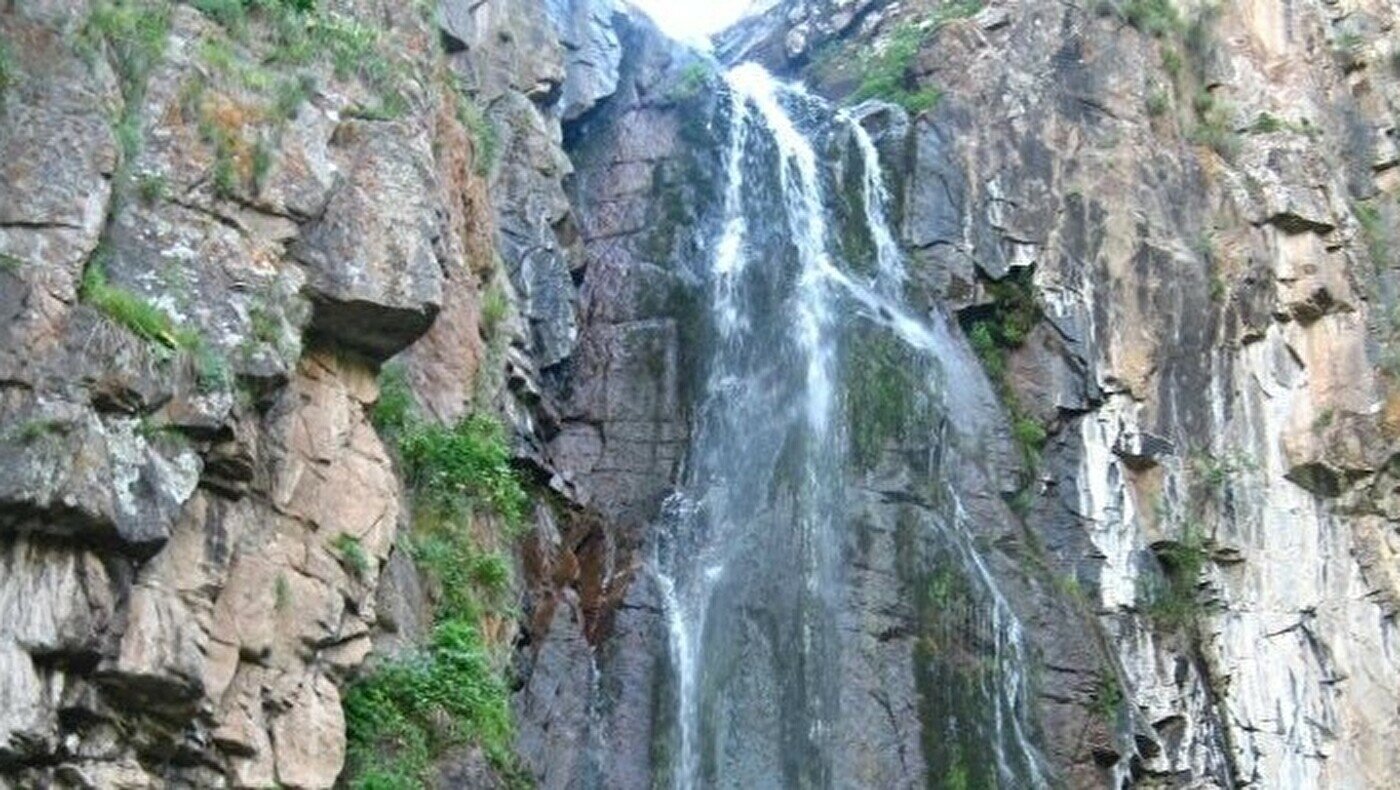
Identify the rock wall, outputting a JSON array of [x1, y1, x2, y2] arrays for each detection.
[[0, 1, 495, 785], [731, 0, 1400, 786], [5, 0, 1400, 787]]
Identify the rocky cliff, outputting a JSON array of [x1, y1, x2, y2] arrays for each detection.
[[718, 0, 1400, 786], [1, 0, 1398, 788]]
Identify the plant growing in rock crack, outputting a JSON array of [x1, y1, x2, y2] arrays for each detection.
[[479, 280, 511, 339], [850, 22, 943, 114], [959, 268, 1049, 472], [0, 37, 16, 109], [81, 261, 184, 349], [1097, 0, 1183, 38], [332, 533, 370, 577], [273, 574, 292, 612], [344, 367, 531, 788], [667, 61, 714, 103], [446, 72, 500, 176], [1091, 670, 1125, 724], [845, 3, 985, 114], [1141, 521, 1210, 629], [78, 0, 173, 190]]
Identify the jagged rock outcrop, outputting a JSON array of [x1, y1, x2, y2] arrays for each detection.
[[0, 1, 494, 785]]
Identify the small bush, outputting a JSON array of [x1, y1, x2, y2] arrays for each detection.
[[1102, 0, 1182, 38], [1091, 671, 1124, 723], [332, 533, 370, 577], [274, 573, 291, 611], [1142, 524, 1208, 628], [80, 1, 171, 95], [449, 77, 500, 176], [136, 172, 168, 204], [1012, 417, 1048, 453], [345, 370, 531, 788], [851, 23, 943, 115], [1145, 87, 1170, 117], [480, 281, 510, 338], [667, 61, 712, 102], [399, 415, 529, 530]]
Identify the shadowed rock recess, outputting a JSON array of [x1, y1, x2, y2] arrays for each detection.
[[2, 0, 1399, 787]]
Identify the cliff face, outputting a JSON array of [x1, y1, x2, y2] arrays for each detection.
[[719, 0, 1400, 786], [0, 0, 494, 785], [2, 0, 1399, 788]]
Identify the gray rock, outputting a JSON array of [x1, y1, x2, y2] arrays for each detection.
[[292, 125, 446, 362]]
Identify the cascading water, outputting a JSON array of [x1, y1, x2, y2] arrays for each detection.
[[655, 62, 1048, 788]]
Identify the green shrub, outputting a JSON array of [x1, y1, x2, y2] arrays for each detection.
[[1142, 524, 1208, 628], [1012, 417, 1048, 453], [332, 533, 370, 577], [1101, 0, 1181, 38], [399, 415, 529, 530], [1091, 671, 1124, 723], [372, 363, 415, 435], [667, 61, 713, 102], [345, 371, 531, 788], [851, 23, 942, 115], [480, 281, 510, 338], [1145, 87, 1170, 117], [274, 573, 291, 611], [344, 618, 518, 789], [451, 78, 500, 176], [80, 1, 171, 94], [136, 172, 168, 204]]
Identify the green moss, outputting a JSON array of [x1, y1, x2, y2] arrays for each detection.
[[911, 562, 1003, 789], [845, 326, 935, 470]]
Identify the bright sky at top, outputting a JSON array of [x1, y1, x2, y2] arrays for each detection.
[[627, 0, 760, 45]]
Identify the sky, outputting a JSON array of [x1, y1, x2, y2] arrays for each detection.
[[627, 0, 759, 43]]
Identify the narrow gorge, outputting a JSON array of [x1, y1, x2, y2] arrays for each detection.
[[1, 1, 1399, 788]]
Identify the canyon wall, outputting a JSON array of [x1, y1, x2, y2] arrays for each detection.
[[2, 0, 1399, 788]]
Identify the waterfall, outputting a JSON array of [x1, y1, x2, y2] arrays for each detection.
[[655, 62, 1048, 789]]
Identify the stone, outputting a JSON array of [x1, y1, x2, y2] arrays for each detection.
[[291, 126, 446, 362]]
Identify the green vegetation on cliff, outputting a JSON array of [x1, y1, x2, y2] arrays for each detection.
[[345, 367, 529, 789], [961, 268, 1049, 469]]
